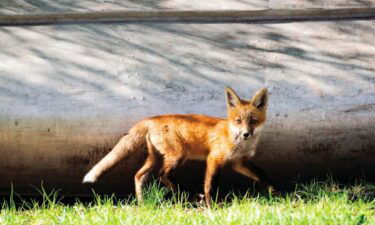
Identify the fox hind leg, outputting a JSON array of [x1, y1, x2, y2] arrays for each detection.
[[134, 153, 159, 202], [134, 135, 161, 202], [159, 155, 185, 191]]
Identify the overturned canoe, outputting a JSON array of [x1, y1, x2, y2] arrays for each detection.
[[0, 13, 374, 196]]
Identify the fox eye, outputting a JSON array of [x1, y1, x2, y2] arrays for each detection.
[[235, 118, 241, 124], [250, 119, 258, 125]]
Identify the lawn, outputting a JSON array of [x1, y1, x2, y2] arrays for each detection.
[[1, 180, 374, 225]]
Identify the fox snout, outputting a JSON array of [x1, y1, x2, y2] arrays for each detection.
[[232, 128, 254, 144], [242, 132, 250, 138], [241, 129, 254, 139], [239, 129, 254, 142]]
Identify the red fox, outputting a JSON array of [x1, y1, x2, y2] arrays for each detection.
[[83, 87, 275, 207]]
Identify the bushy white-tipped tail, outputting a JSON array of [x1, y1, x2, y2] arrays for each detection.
[[82, 124, 147, 184], [82, 170, 98, 183]]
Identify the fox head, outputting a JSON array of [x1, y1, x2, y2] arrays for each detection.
[[225, 87, 269, 144]]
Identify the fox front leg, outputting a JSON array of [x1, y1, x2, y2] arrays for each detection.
[[247, 161, 280, 194], [232, 159, 277, 194], [204, 155, 224, 208]]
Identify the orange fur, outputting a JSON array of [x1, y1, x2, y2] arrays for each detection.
[[83, 87, 274, 207]]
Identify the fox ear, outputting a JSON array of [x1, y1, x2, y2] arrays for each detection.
[[225, 87, 241, 108], [251, 88, 269, 111]]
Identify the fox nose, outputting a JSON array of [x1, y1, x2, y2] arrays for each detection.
[[243, 132, 250, 138]]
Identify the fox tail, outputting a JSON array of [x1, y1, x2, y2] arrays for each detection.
[[82, 123, 147, 183]]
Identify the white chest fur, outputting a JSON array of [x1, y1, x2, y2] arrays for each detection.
[[226, 136, 259, 160]]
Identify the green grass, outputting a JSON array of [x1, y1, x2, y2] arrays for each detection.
[[1, 180, 374, 225]]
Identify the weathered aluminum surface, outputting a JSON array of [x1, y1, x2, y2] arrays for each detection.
[[0, 3, 374, 195]]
